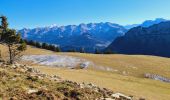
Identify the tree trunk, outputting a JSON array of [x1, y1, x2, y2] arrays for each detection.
[[8, 45, 13, 64], [0, 50, 1, 58]]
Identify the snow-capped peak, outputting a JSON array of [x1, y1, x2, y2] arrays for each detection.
[[48, 24, 58, 28]]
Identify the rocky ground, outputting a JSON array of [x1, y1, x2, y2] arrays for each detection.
[[0, 62, 133, 100]]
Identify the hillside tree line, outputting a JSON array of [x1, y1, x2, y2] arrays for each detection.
[[24, 40, 61, 52]]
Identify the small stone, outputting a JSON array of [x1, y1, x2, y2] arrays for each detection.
[[27, 89, 38, 94], [79, 62, 90, 69], [100, 98, 115, 100], [10, 96, 17, 100], [111, 93, 132, 100], [11, 64, 17, 69]]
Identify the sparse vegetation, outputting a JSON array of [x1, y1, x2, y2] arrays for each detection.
[[0, 63, 120, 100], [0, 16, 26, 64]]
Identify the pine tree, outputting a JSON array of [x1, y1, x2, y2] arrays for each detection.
[[28, 40, 36, 46], [0, 16, 7, 40], [2, 29, 27, 64], [0, 16, 8, 30], [55, 46, 61, 52], [51, 45, 56, 51], [80, 47, 85, 53], [18, 39, 27, 51], [48, 44, 53, 50], [68, 48, 76, 52], [104, 49, 113, 54], [45, 44, 49, 50], [42, 42, 48, 49], [0, 16, 27, 64], [95, 48, 100, 54], [35, 41, 41, 48], [23, 39, 28, 44]]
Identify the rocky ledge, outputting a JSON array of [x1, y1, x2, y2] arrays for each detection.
[[0, 62, 134, 100]]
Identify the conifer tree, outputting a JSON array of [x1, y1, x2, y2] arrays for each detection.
[[104, 49, 113, 54], [35, 41, 41, 48], [68, 48, 76, 52], [95, 48, 100, 54], [0, 16, 8, 30], [42, 42, 48, 49], [51, 45, 56, 51], [23, 39, 28, 44], [28, 40, 36, 46], [55, 46, 61, 52], [48, 44, 53, 50], [0, 16, 27, 64], [80, 47, 85, 53]]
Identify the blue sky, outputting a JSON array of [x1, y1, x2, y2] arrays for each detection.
[[0, 0, 170, 29]]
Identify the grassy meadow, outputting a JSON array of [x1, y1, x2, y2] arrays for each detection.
[[1, 45, 170, 100]]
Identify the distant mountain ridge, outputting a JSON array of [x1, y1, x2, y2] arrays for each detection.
[[19, 22, 127, 52], [19, 18, 168, 53], [124, 18, 168, 29], [107, 21, 170, 57]]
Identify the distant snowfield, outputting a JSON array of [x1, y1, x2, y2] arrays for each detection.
[[21, 55, 114, 72], [21, 55, 92, 68]]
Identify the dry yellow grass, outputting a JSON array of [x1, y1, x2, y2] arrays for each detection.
[[1, 45, 170, 100], [0, 44, 8, 59], [31, 65, 170, 100], [58, 53, 170, 78], [21, 46, 170, 78]]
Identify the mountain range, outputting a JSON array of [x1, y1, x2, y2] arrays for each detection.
[[107, 21, 170, 57], [19, 18, 168, 53], [20, 22, 127, 52], [124, 18, 167, 29]]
